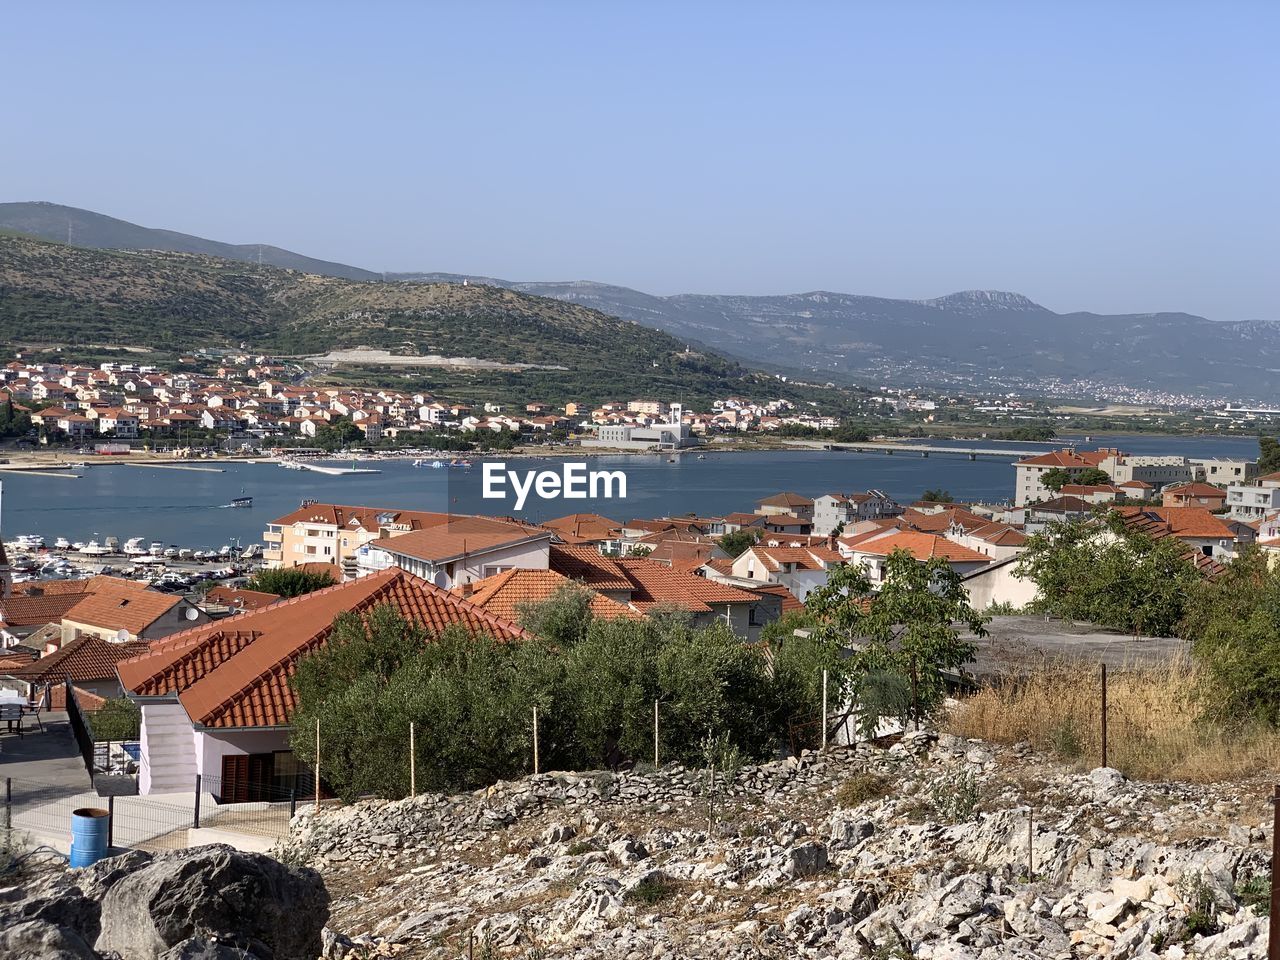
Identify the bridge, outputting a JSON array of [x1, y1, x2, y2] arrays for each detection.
[[811, 441, 1046, 461]]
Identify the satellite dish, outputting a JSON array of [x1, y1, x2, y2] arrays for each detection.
[[116, 629, 130, 643], [184, 607, 200, 621]]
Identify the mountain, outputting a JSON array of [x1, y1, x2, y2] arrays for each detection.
[[391, 274, 1279, 400], [0, 202, 378, 282], [0, 232, 781, 407], [5, 203, 1275, 399]]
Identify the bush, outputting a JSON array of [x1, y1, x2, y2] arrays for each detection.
[[835, 773, 891, 808], [624, 876, 679, 906], [930, 768, 980, 823]]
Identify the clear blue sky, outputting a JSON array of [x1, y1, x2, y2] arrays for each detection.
[[3, 1, 1276, 320]]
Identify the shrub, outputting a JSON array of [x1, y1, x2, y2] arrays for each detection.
[[835, 773, 891, 808], [930, 768, 980, 823], [624, 876, 679, 906]]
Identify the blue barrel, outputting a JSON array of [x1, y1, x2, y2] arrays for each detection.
[[69, 807, 110, 868]]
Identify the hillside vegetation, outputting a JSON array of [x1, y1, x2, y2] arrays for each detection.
[[0, 233, 773, 404]]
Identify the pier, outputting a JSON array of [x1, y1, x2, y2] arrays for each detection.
[[0, 467, 81, 479], [120, 462, 226, 473], [290, 462, 382, 476]]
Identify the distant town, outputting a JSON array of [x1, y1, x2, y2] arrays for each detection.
[[2, 353, 1279, 459]]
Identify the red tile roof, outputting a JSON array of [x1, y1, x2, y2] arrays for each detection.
[[374, 516, 550, 563], [116, 569, 529, 729], [757, 492, 814, 508], [747, 583, 805, 614], [203, 587, 281, 611], [1114, 506, 1235, 540], [548, 544, 635, 591], [270, 502, 451, 533], [62, 579, 183, 636], [465, 569, 642, 622], [11, 635, 152, 684], [846, 531, 992, 564], [1015, 448, 1117, 468], [541, 513, 620, 542], [615, 558, 757, 612]]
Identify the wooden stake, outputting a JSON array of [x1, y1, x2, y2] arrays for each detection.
[[1101, 663, 1109, 769], [1028, 807, 1034, 878], [653, 699, 659, 767], [533, 706, 540, 775], [409, 721, 416, 797], [821, 668, 829, 751], [314, 717, 321, 807], [1269, 783, 1278, 960]]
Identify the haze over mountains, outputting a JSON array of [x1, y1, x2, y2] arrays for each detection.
[[2, 202, 1275, 400]]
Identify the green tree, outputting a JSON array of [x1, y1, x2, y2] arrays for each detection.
[[516, 583, 594, 648], [1075, 467, 1112, 487], [1180, 546, 1280, 726], [1037, 467, 1073, 493], [805, 553, 986, 735], [245, 566, 336, 598], [921, 488, 954, 503], [90, 697, 141, 742], [718, 528, 760, 558], [313, 417, 363, 452], [1259, 436, 1280, 475], [1015, 514, 1201, 635]]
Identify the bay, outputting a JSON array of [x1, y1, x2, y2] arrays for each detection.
[[0, 434, 1261, 550]]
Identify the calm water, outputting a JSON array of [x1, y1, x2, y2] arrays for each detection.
[[0, 434, 1262, 549]]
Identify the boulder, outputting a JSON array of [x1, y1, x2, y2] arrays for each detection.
[[0, 919, 98, 960], [95, 845, 328, 960]]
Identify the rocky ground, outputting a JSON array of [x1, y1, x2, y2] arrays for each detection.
[[286, 732, 1276, 959]]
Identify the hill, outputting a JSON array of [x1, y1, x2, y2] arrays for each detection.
[[394, 274, 1280, 400], [0, 233, 785, 406], [0, 201, 378, 281]]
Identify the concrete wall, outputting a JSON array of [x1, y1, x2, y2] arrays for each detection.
[[139, 701, 197, 795], [963, 562, 1039, 612]]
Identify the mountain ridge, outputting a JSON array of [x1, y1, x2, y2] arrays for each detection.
[[3, 202, 1277, 399]]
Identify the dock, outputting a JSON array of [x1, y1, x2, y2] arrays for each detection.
[[0, 468, 80, 479], [293, 462, 381, 476], [120, 462, 226, 473]]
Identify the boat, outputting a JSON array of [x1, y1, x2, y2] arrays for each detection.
[[239, 543, 263, 560], [13, 534, 44, 550], [697, 454, 706, 460], [54, 537, 71, 550], [229, 495, 253, 508], [667, 457, 677, 463], [81, 540, 111, 556], [70, 461, 89, 469], [104, 536, 120, 552], [163, 547, 179, 558], [448, 459, 472, 469], [123, 538, 148, 556], [431, 460, 445, 469], [218, 545, 233, 557], [72, 541, 87, 552], [148, 542, 164, 557], [178, 549, 195, 560]]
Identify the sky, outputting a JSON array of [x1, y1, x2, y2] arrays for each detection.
[[3, 1, 1277, 320]]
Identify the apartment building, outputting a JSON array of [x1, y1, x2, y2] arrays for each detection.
[[263, 502, 451, 574]]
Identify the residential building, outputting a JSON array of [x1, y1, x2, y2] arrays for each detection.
[[755, 492, 814, 520], [463, 569, 643, 621], [811, 491, 900, 535], [1097, 453, 1193, 492], [842, 531, 992, 586], [263, 502, 451, 573], [1189, 458, 1257, 485], [360, 516, 554, 588], [1162, 482, 1228, 511], [729, 544, 841, 600], [1226, 472, 1280, 521], [117, 569, 529, 796], [1012, 448, 1117, 505]]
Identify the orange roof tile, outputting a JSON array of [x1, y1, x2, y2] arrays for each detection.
[[62, 579, 183, 636], [466, 569, 642, 622], [549, 544, 635, 591], [615, 558, 757, 612], [374, 516, 550, 564], [117, 569, 529, 729], [847, 531, 992, 564], [11, 635, 152, 684], [270, 502, 451, 533], [203, 587, 281, 611], [542, 513, 621, 542]]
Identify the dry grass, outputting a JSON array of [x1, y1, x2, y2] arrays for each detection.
[[945, 656, 1280, 783]]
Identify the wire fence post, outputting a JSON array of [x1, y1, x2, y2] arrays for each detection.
[[315, 717, 321, 808], [107, 794, 114, 849], [1027, 805, 1034, 878], [409, 721, 416, 797], [653, 699, 660, 768], [1269, 783, 1278, 960], [821, 668, 829, 751], [289, 788, 297, 819], [532, 707, 540, 775], [193, 774, 202, 829], [1100, 663, 1109, 769], [4, 777, 10, 832]]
